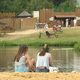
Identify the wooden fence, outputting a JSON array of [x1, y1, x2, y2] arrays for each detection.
[[0, 18, 37, 31], [0, 12, 16, 18]]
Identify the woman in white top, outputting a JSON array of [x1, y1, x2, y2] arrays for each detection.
[[36, 46, 52, 72], [14, 44, 35, 72], [43, 44, 52, 66]]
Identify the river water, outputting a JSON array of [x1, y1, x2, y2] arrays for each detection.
[[0, 47, 80, 72]]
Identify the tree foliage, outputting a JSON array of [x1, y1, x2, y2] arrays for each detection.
[[0, 0, 77, 13], [52, 0, 77, 12]]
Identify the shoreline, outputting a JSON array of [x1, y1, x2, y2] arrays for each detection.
[[0, 72, 80, 80]]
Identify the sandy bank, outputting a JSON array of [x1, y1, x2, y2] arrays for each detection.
[[0, 72, 80, 80]]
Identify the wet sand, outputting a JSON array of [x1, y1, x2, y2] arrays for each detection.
[[0, 72, 80, 80]]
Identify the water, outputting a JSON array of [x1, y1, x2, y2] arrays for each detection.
[[0, 47, 80, 72]]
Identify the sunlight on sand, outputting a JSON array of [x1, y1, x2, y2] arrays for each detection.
[[0, 72, 80, 80]]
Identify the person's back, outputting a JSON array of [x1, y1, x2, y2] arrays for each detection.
[[14, 44, 36, 72], [15, 55, 29, 72], [43, 44, 52, 66], [45, 52, 52, 64], [36, 52, 49, 69], [36, 48, 50, 72]]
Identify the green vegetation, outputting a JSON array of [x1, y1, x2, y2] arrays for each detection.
[[0, 28, 80, 51], [74, 43, 80, 51], [53, 0, 76, 12], [0, 37, 77, 47], [0, 0, 77, 13]]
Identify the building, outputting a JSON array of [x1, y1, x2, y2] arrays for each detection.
[[0, 11, 37, 31], [39, 9, 80, 27], [16, 10, 36, 30]]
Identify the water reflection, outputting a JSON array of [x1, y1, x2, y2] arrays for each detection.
[[51, 48, 74, 72], [0, 47, 80, 72]]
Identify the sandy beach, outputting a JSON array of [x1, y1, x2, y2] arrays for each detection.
[[0, 72, 80, 80]]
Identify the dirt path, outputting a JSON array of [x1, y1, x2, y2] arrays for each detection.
[[8, 29, 40, 36], [0, 27, 80, 40], [0, 29, 44, 40]]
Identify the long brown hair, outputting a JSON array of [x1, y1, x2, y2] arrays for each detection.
[[14, 44, 28, 62], [39, 48, 46, 56]]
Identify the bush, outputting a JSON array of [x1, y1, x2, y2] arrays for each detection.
[[74, 42, 80, 51]]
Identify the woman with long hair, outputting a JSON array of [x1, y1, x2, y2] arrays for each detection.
[[14, 44, 35, 72], [36, 48, 50, 72]]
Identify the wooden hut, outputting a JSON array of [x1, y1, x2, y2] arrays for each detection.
[[15, 10, 36, 30]]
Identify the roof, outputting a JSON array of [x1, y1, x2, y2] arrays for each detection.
[[55, 15, 76, 18], [53, 12, 76, 18], [18, 10, 32, 17]]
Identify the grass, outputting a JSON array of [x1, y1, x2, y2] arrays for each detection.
[[0, 27, 80, 51]]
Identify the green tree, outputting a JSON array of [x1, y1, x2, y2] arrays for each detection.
[[0, 0, 77, 13], [60, 0, 77, 12], [52, 0, 77, 12]]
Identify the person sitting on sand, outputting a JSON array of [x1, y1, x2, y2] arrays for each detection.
[[43, 44, 52, 66], [14, 44, 35, 72], [36, 45, 52, 72]]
